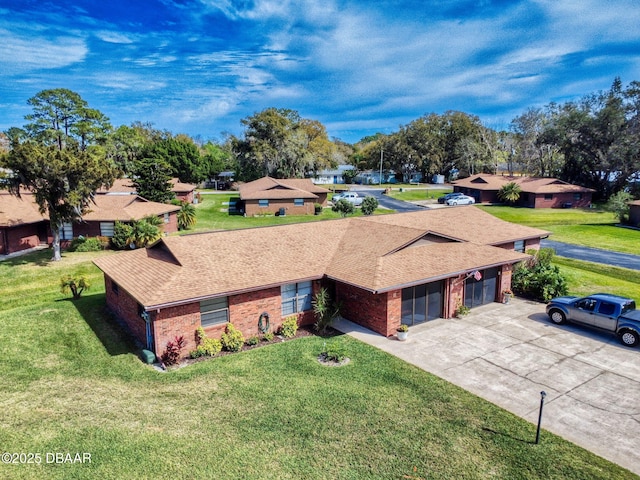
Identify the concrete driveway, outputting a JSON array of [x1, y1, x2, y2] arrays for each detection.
[[335, 298, 640, 475]]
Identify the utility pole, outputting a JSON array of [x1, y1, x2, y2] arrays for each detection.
[[379, 147, 383, 186]]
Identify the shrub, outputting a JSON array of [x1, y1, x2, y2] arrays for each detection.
[[68, 236, 103, 252], [314, 203, 323, 215], [262, 332, 275, 342], [361, 196, 379, 215], [279, 316, 299, 338], [323, 341, 347, 362], [221, 323, 244, 352], [246, 336, 259, 346], [111, 221, 133, 250], [161, 336, 186, 366], [512, 248, 568, 302], [60, 275, 90, 299], [332, 199, 355, 217], [312, 288, 341, 334], [191, 327, 222, 357]]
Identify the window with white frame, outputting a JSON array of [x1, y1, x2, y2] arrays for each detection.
[[164, 213, 170, 224], [294, 198, 304, 206], [259, 199, 269, 207], [200, 297, 229, 327], [281, 281, 312, 315]]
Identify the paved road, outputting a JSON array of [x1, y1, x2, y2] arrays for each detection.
[[542, 239, 640, 271], [349, 187, 425, 212]]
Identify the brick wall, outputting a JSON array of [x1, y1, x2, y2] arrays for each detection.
[[104, 276, 148, 348], [2, 223, 44, 254], [244, 199, 317, 216], [533, 192, 592, 208], [153, 303, 200, 355], [337, 283, 398, 336]]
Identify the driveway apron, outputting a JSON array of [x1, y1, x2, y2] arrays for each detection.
[[334, 298, 640, 475]]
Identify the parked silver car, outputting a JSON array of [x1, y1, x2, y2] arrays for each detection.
[[446, 194, 475, 205]]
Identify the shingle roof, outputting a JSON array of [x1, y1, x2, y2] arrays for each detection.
[[94, 207, 546, 308], [96, 178, 196, 195], [0, 191, 179, 225], [239, 177, 329, 200], [0, 192, 46, 226], [81, 195, 180, 221], [453, 174, 596, 193]]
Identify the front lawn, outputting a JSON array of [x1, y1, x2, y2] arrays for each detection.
[[478, 206, 639, 255], [190, 193, 386, 232], [0, 251, 635, 479], [554, 257, 640, 300]]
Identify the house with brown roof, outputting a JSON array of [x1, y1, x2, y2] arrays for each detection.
[[238, 177, 329, 216], [629, 200, 640, 226], [94, 207, 548, 357], [97, 178, 197, 203], [453, 174, 595, 208], [0, 191, 180, 256]]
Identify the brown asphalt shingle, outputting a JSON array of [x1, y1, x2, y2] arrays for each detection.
[[238, 177, 329, 200], [94, 207, 548, 308], [453, 174, 595, 193]]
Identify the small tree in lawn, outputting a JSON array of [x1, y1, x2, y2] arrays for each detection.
[[60, 275, 90, 300], [606, 190, 633, 224], [361, 196, 378, 215], [332, 199, 355, 217], [497, 182, 522, 204]]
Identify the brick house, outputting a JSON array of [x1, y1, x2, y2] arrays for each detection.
[[94, 207, 548, 357], [453, 174, 595, 208], [238, 177, 329, 216], [0, 191, 180, 256], [97, 178, 197, 203]]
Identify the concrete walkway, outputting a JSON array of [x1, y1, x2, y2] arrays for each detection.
[[334, 298, 640, 475]]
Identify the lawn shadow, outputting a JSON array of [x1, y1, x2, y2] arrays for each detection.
[[58, 293, 139, 357], [482, 427, 534, 445]]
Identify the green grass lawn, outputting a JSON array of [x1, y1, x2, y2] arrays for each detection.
[[385, 187, 453, 202], [554, 257, 640, 300], [0, 251, 635, 479], [190, 193, 388, 232], [478, 206, 639, 255]]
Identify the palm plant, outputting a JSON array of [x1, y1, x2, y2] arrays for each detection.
[[177, 201, 197, 230], [497, 182, 522, 204]]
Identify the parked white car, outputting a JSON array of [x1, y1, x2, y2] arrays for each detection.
[[332, 192, 364, 206], [446, 194, 475, 205]]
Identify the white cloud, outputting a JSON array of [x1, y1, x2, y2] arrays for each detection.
[[0, 29, 87, 71], [95, 30, 135, 44]]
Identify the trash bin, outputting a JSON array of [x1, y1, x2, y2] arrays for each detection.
[[278, 207, 286, 216]]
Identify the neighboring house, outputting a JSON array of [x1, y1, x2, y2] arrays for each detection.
[[74, 195, 180, 238], [0, 191, 180, 256], [629, 200, 640, 226], [238, 177, 329, 216], [94, 207, 548, 357], [0, 191, 48, 255], [311, 165, 356, 184], [97, 178, 197, 203], [452, 174, 595, 208]]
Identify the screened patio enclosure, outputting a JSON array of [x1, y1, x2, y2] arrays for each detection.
[[401, 281, 444, 326]]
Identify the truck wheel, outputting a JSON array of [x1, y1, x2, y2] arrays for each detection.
[[620, 330, 639, 347], [549, 309, 566, 325]]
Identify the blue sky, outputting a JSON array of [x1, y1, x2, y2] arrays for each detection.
[[1, 0, 639, 144]]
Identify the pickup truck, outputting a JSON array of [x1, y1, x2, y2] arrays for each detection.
[[546, 293, 640, 347], [332, 192, 364, 206]]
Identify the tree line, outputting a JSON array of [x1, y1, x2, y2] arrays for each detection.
[[1, 81, 639, 258]]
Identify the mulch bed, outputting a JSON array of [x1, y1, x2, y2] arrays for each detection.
[[158, 326, 343, 371]]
